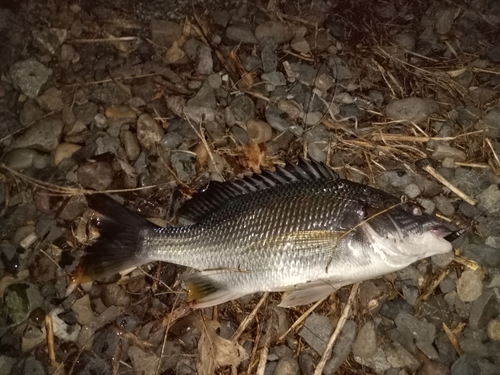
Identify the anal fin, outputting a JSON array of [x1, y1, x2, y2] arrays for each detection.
[[182, 271, 246, 309], [279, 280, 338, 308]]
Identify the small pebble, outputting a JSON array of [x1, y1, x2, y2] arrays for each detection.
[[404, 183, 421, 199], [456, 270, 483, 302], [487, 319, 500, 341]]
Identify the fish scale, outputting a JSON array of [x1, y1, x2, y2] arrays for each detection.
[[75, 159, 454, 308]]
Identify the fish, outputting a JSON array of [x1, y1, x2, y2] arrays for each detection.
[[73, 158, 455, 308]]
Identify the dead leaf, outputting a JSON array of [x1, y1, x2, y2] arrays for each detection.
[[240, 142, 268, 172], [197, 320, 247, 375]]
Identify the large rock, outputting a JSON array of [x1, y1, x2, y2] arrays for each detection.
[[9, 116, 63, 152]]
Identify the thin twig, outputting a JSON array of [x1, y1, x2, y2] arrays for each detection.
[[313, 283, 359, 375], [231, 292, 269, 342], [423, 164, 477, 205], [45, 314, 58, 367], [278, 297, 327, 341]]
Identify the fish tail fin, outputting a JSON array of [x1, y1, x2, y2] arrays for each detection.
[[72, 194, 157, 285]]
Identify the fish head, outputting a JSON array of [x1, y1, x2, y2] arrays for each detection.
[[362, 201, 453, 264]]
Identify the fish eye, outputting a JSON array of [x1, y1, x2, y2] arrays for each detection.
[[405, 203, 422, 216]]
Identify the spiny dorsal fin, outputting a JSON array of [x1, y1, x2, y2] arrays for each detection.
[[179, 157, 338, 222]]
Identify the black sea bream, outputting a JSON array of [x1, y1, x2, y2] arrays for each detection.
[[75, 159, 453, 308]]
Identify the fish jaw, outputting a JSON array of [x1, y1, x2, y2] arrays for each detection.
[[363, 222, 453, 268]]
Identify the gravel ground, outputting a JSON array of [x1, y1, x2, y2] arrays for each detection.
[[1, 0, 500, 374]]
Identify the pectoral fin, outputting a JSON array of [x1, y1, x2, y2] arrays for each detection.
[[279, 280, 337, 307], [182, 270, 246, 309]]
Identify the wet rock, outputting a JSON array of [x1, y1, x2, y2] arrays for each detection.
[[352, 320, 377, 358], [171, 152, 197, 182], [255, 21, 293, 44], [36, 87, 63, 112], [187, 82, 216, 109], [273, 357, 300, 375], [322, 320, 357, 375], [247, 119, 273, 144], [385, 97, 432, 124], [136, 113, 164, 150], [3, 148, 39, 170], [120, 130, 141, 161], [10, 116, 63, 152], [226, 24, 258, 44], [298, 313, 332, 355], [9, 59, 52, 98], [469, 288, 498, 331], [54, 143, 81, 166], [432, 145, 466, 161], [3, 282, 44, 325], [150, 19, 182, 47], [77, 161, 114, 190], [265, 106, 292, 132]]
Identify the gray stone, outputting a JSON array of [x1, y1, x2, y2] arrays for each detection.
[[195, 44, 213, 75], [265, 106, 291, 132], [36, 87, 64, 112], [463, 243, 500, 268], [4, 148, 39, 170], [77, 161, 114, 190], [477, 184, 500, 214], [402, 284, 419, 306], [150, 19, 182, 47], [228, 95, 255, 124], [171, 152, 197, 182], [291, 36, 310, 54], [231, 126, 249, 144], [395, 311, 435, 344], [433, 195, 455, 216], [457, 270, 483, 302], [10, 59, 52, 98], [352, 320, 377, 358], [101, 284, 130, 308], [298, 352, 315, 375], [226, 24, 258, 44], [120, 130, 141, 161], [432, 252, 454, 269], [487, 45, 500, 63], [393, 33, 416, 51], [183, 106, 215, 123], [0, 356, 16, 375], [262, 71, 287, 87], [322, 320, 356, 375], [255, 21, 293, 44], [385, 97, 432, 124], [166, 95, 185, 117], [270, 345, 294, 359], [469, 288, 499, 330], [32, 28, 67, 54], [298, 313, 333, 355], [74, 102, 98, 125], [339, 104, 364, 120], [417, 198, 436, 214], [261, 40, 278, 73], [137, 113, 164, 150], [10, 116, 63, 152], [3, 282, 44, 325], [404, 183, 421, 199], [354, 347, 391, 374], [187, 83, 216, 109], [205, 121, 228, 147], [273, 357, 299, 375], [432, 144, 466, 161], [435, 7, 456, 34], [451, 354, 498, 375], [71, 295, 94, 326], [207, 73, 222, 89], [10, 356, 47, 375]]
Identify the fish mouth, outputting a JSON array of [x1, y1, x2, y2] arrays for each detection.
[[430, 225, 465, 242]]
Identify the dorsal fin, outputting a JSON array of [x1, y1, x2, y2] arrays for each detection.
[[179, 157, 338, 222]]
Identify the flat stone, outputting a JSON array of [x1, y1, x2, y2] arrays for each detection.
[[395, 311, 435, 344], [4, 148, 39, 170], [10, 116, 63, 152], [226, 24, 258, 44], [187, 82, 216, 109], [354, 347, 391, 374], [352, 320, 377, 359], [227, 95, 255, 124], [385, 97, 432, 124], [150, 19, 182, 47], [255, 21, 293, 44], [262, 71, 287, 86], [435, 7, 456, 34], [136, 113, 164, 150], [265, 105, 291, 132], [73, 102, 98, 125], [36, 87, 64, 112], [290, 36, 310, 54], [10, 59, 52, 98], [457, 270, 483, 302], [432, 144, 466, 161], [77, 161, 114, 190], [273, 357, 300, 375], [477, 184, 500, 214], [463, 243, 500, 268], [298, 313, 333, 355], [171, 152, 197, 182], [4, 282, 44, 325], [433, 195, 455, 216], [205, 121, 227, 147], [322, 320, 356, 375], [469, 288, 499, 331]]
